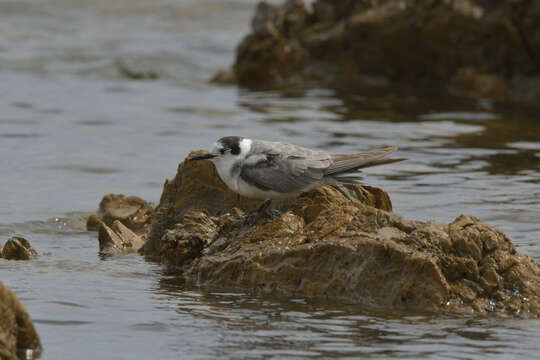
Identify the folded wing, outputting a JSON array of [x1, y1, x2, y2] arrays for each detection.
[[240, 141, 331, 193]]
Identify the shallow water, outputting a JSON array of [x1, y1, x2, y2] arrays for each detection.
[[1, 1, 540, 359]]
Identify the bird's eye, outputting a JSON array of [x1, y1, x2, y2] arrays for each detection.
[[220, 149, 225, 155]]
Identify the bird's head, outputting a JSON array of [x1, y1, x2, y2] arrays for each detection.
[[190, 136, 252, 166]]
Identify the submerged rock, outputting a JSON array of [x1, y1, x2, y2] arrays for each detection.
[[0, 281, 42, 360], [215, 0, 540, 104], [87, 194, 154, 235], [143, 152, 540, 316], [98, 220, 145, 256], [1, 237, 37, 260]]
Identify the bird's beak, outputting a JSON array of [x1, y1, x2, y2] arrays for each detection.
[[190, 153, 217, 161]]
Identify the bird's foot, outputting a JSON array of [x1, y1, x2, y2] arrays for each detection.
[[243, 199, 272, 227]]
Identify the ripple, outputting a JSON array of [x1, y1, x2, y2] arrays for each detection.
[[34, 319, 93, 326], [130, 321, 169, 332], [45, 164, 122, 174], [508, 141, 540, 150], [46, 300, 88, 308], [11, 101, 33, 109], [419, 112, 499, 121], [0, 132, 43, 138], [77, 119, 115, 126]]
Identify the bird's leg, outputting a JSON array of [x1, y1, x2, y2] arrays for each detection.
[[243, 199, 272, 226]]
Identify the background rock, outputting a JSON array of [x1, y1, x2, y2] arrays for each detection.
[[0, 281, 42, 360], [217, 0, 540, 105]]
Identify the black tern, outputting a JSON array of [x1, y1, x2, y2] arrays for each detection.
[[191, 136, 406, 224]]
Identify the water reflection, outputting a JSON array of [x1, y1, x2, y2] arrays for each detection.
[[153, 277, 540, 359]]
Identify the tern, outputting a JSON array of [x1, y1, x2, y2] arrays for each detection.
[[191, 136, 406, 224]]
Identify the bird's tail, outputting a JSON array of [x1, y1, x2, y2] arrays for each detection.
[[326, 146, 406, 184]]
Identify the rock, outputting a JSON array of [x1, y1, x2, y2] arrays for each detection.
[[448, 67, 509, 101], [115, 57, 159, 80], [214, 0, 540, 105], [87, 194, 154, 235], [1, 237, 37, 260], [98, 220, 145, 256], [144, 150, 392, 255], [145, 153, 540, 316], [0, 281, 42, 359]]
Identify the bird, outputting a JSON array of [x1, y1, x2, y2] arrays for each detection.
[[190, 136, 406, 224]]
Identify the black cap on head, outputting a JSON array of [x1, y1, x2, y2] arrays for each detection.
[[218, 136, 243, 155]]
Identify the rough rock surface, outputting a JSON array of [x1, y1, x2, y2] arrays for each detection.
[[144, 153, 540, 316], [0, 281, 42, 360], [1, 237, 38, 260], [98, 220, 145, 256], [215, 0, 540, 104], [87, 194, 154, 235]]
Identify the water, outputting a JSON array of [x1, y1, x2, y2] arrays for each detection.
[[1, 1, 540, 359]]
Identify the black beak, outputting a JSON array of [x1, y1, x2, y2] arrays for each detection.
[[190, 153, 217, 161]]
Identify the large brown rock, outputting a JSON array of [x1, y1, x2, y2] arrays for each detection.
[[145, 153, 540, 316], [216, 0, 540, 104], [0, 281, 42, 360]]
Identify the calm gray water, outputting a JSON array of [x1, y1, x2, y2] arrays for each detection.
[[1, 1, 540, 359]]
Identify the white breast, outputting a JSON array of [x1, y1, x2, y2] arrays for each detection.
[[213, 156, 240, 192]]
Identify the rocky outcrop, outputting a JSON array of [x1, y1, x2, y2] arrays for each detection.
[[215, 0, 540, 104], [0, 237, 37, 260], [87, 194, 154, 235], [0, 281, 42, 360], [98, 220, 144, 256], [144, 153, 540, 316]]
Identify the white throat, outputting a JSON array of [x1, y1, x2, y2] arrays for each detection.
[[211, 138, 253, 192]]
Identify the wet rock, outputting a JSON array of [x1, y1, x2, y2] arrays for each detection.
[[448, 67, 509, 101], [215, 0, 540, 105], [1, 237, 37, 260], [87, 194, 154, 235], [0, 281, 42, 359], [98, 220, 144, 256], [145, 153, 540, 316]]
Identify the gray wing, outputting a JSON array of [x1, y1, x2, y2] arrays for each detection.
[[240, 141, 331, 193], [325, 146, 407, 185], [326, 147, 406, 175]]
